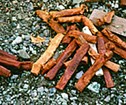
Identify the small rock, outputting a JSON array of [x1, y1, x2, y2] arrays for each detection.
[[73, 0, 83, 4], [37, 87, 44, 92], [70, 97, 77, 100], [12, 17, 17, 21], [11, 75, 18, 79], [71, 90, 76, 95], [23, 84, 29, 89], [95, 69, 103, 76], [43, 0, 48, 2], [118, 60, 124, 65], [61, 93, 69, 100], [87, 82, 101, 93], [49, 87, 56, 94], [16, 24, 20, 29], [12, 36, 22, 45], [27, 2, 34, 10], [104, 95, 111, 102], [18, 49, 30, 59], [30, 46, 37, 55], [57, 5, 65, 10], [11, 22, 17, 27], [31, 90, 37, 97], [75, 71, 84, 79]]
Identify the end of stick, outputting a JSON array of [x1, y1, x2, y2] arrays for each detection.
[[31, 63, 41, 76], [75, 82, 84, 92]]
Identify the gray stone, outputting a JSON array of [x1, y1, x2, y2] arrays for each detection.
[[27, 2, 34, 10], [87, 82, 101, 93], [30, 46, 37, 55], [12, 36, 22, 45], [57, 5, 65, 10], [23, 84, 29, 89], [73, 0, 83, 4], [104, 95, 111, 102], [49, 87, 56, 94], [12, 17, 17, 21], [70, 97, 77, 100], [18, 49, 30, 59], [11, 75, 18, 79], [43, 0, 48, 2], [31, 90, 37, 97], [37, 87, 44, 92]]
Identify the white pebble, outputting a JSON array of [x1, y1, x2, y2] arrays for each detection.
[[12, 36, 22, 45], [75, 71, 84, 79], [61, 93, 69, 100]]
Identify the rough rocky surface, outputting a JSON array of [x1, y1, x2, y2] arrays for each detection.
[[0, 0, 126, 104]]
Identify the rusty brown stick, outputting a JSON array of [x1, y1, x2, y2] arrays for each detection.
[[50, 4, 87, 18], [105, 41, 126, 59], [48, 19, 66, 34], [102, 67, 114, 88], [62, 24, 79, 44], [42, 58, 56, 75], [36, 10, 66, 34], [120, 0, 126, 7], [45, 39, 78, 80], [82, 16, 98, 35], [0, 56, 21, 69], [68, 30, 97, 44], [20, 61, 33, 71], [58, 16, 82, 23], [56, 43, 89, 90], [102, 28, 126, 50], [0, 65, 11, 77], [0, 50, 18, 60], [64, 55, 88, 67]]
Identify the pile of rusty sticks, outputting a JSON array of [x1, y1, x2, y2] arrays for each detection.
[[0, 50, 33, 77], [30, 4, 126, 92]]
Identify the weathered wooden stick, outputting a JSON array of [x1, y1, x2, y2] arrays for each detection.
[[56, 42, 89, 90], [48, 19, 66, 34], [0, 50, 18, 60], [62, 24, 79, 44], [102, 28, 126, 50], [50, 4, 87, 18], [42, 58, 56, 75], [82, 16, 98, 35], [58, 16, 82, 23], [120, 0, 126, 7], [102, 67, 115, 88], [20, 61, 33, 71], [0, 65, 11, 77], [0, 56, 21, 69], [105, 41, 126, 59], [36, 10, 66, 34], [31, 33, 64, 75], [68, 30, 97, 44], [45, 39, 78, 80], [64, 56, 88, 67]]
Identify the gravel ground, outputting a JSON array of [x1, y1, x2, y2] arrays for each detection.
[[0, 0, 126, 105]]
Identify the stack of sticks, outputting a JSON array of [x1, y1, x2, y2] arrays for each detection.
[[31, 4, 126, 92], [0, 50, 33, 77]]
